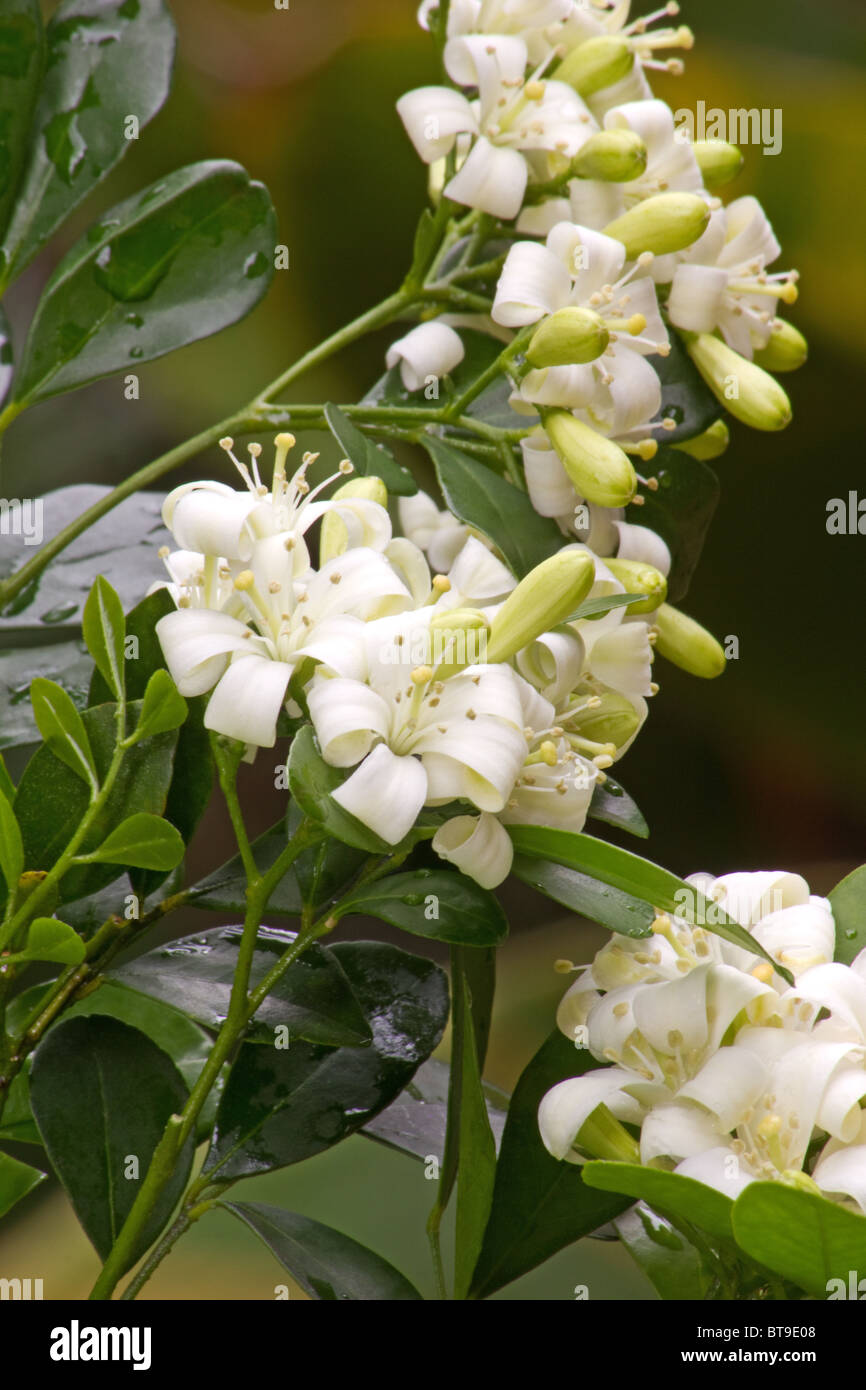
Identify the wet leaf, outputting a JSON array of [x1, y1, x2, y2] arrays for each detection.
[[336, 869, 508, 946], [0, 0, 43, 246]]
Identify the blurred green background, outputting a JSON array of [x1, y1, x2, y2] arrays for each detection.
[[1, 0, 865, 1300]]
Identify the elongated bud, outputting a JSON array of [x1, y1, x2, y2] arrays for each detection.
[[603, 193, 711, 258], [604, 558, 668, 613], [319, 476, 388, 563], [430, 608, 490, 677], [652, 603, 726, 679], [544, 410, 637, 508], [554, 36, 634, 97], [571, 129, 647, 183], [486, 551, 596, 664], [686, 333, 792, 431], [692, 139, 744, 189], [752, 320, 808, 374], [673, 418, 730, 461], [574, 691, 642, 750], [527, 307, 609, 369]]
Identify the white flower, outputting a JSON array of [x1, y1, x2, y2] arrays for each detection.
[[386, 322, 466, 391], [398, 490, 477, 577], [667, 197, 799, 359]]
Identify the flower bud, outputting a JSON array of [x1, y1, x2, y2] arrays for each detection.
[[673, 419, 730, 461], [603, 193, 711, 258], [319, 476, 388, 563], [574, 690, 643, 750], [571, 129, 647, 183], [554, 36, 634, 97], [604, 558, 668, 614], [485, 551, 596, 664], [692, 139, 744, 189], [652, 603, 726, 679], [686, 333, 792, 431], [544, 410, 637, 508], [752, 320, 808, 374], [527, 307, 609, 369]]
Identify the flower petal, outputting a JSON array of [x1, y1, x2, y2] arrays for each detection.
[[396, 86, 478, 162], [307, 676, 391, 767], [433, 812, 514, 888], [156, 609, 255, 697], [493, 240, 572, 326], [332, 743, 428, 844], [386, 322, 466, 392], [445, 136, 528, 220], [668, 263, 729, 335], [204, 653, 292, 748]]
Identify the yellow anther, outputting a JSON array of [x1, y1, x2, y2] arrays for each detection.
[[751, 961, 774, 983], [627, 313, 647, 336], [554, 958, 575, 974], [411, 665, 433, 685], [432, 575, 452, 593], [234, 570, 256, 592]]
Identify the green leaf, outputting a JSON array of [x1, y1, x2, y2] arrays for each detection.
[[0, 0, 175, 288], [614, 1202, 713, 1300], [14, 700, 177, 903], [29, 1014, 193, 1269], [582, 1161, 734, 1244], [0, 788, 23, 889], [202, 941, 449, 1182], [625, 445, 720, 605], [0, 751, 15, 801], [337, 869, 508, 947], [0, 642, 91, 752], [110, 924, 372, 1048], [731, 1183, 866, 1299], [0, 1149, 45, 1220], [566, 592, 648, 623], [223, 1202, 423, 1301], [511, 854, 656, 937], [653, 327, 722, 444], [9, 916, 85, 965], [362, 1057, 508, 1163], [324, 402, 417, 497], [84, 812, 184, 871], [453, 962, 497, 1300], [468, 1032, 630, 1299], [0, 1070, 41, 1145], [190, 822, 304, 918], [829, 864, 866, 965], [81, 576, 125, 701], [588, 773, 649, 839], [424, 436, 562, 579], [288, 725, 391, 854], [128, 669, 187, 743], [507, 826, 789, 976], [29, 676, 98, 790], [12, 159, 277, 405], [0, 0, 42, 244]]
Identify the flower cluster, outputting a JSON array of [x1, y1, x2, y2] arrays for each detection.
[[540, 870, 866, 1214]]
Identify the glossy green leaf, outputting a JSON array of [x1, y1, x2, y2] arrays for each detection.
[[588, 773, 649, 839], [625, 445, 720, 605], [202, 940, 449, 1181], [190, 822, 303, 918], [337, 869, 508, 947], [507, 826, 787, 974], [29, 1014, 193, 1269], [0, 641, 92, 751], [0, 1149, 45, 1220], [29, 676, 97, 789], [453, 962, 497, 1300], [362, 1057, 508, 1162], [567, 592, 647, 623], [511, 854, 656, 937], [614, 1202, 712, 1300], [9, 916, 85, 965], [128, 669, 187, 743], [731, 1183, 866, 1299], [0, 0, 43, 246], [468, 1031, 630, 1299], [829, 864, 866, 966], [81, 576, 125, 701], [0, 788, 23, 889], [324, 402, 417, 497], [223, 1202, 423, 1301], [0, 0, 176, 288], [288, 725, 390, 854], [14, 700, 177, 903], [583, 1162, 735, 1244], [13, 159, 276, 405], [653, 328, 722, 444], [110, 924, 372, 1048], [424, 437, 562, 580], [84, 812, 184, 871]]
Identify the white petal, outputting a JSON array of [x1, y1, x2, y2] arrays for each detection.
[[398, 490, 441, 547], [433, 812, 514, 888], [156, 609, 254, 697], [385, 537, 433, 606], [516, 197, 572, 236], [421, 719, 526, 810], [675, 1146, 755, 1199], [712, 871, 810, 927], [753, 901, 836, 979], [585, 621, 653, 699], [305, 547, 411, 623], [492, 240, 572, 326], [719, 195, 781, 270], [794, 962, 866, 1039], [295, 616, 369, 680], [640, 1102, 724, 1165], [307, 677, 390, 767], [520, 363, 598, 409], [516, 628, 584, 705], [668, 263, 729, 335], [447, 535, 515, 602], [386, 322, 465, 392], [548, 223, 624, 297], [613, 521, 672, 576], [444, 35, 528, 116], [204, 653, 292, 748], [817, 1067, 866, 1143], [813, 1145, 866, 1215], [396, 86, 477, 163], [677, 1049, 768, 1132], [567, 178, 624, 232], [522, 432, 579, 516], [445, 136, 528, 220], [168, 487, 258, 561], [538, 1070, 636, 1162], [332, 743, 428, 844]]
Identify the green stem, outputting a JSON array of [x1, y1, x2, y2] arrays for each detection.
[[444, 326, 533, 421]]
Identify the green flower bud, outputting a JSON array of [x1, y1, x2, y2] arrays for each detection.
[[571, 129, 648, 184], [527, 307, 609, 369], [430, 608, 490, 677], [686, 333, 792, 431], [576, 1102, 641, 1163], [604, 558, 668, 613], [554, 36, 634, 97], [319, 476, 388, 563], [692, 139, 744, 189], [574, 690, 643, 750], [603, 193, 711, 258], [486, 551, 596, 664], [752, 319, 808, 374], [652, 602, 726, 679], [544, 409, 637, 509], [673, 419, 730, 461]]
